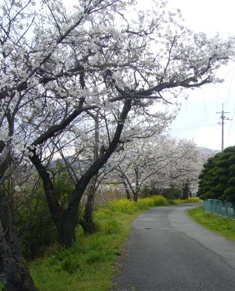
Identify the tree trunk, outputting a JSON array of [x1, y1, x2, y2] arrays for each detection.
[[29, 98, 132, 247], [58, 209, 78, 247], [182, 182, 189, 199], [79, 175, 98, 234], [134, 167, 140, 202], [29, 152, 79, 248], [118, 168, 134, 200], [0, 194, 38, 291], [133, 191, 138, 202], [80, 194, 98, 234], [79, 111, 99, 234], [124, 184, 131, 200]]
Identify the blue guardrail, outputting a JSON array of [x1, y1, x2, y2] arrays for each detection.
[[204, 199, 235, 219]]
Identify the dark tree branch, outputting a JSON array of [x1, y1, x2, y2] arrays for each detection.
[[31, 97, 90, 147]]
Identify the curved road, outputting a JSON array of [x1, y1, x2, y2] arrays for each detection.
[[113, 204, 235, 291]]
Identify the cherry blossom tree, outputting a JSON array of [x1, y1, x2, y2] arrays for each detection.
[[115, 136, 207, 201], [1, 0, 235, 288], [79, 105, 177, 224], [114, 135, 170, 201], [161, 140, 212, 198]]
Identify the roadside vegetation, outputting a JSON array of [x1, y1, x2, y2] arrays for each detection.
[[188, 206, 235, 241], [30, 195, 170, 291], [197, 146, 235, 202], [0, 196, 198, 291]]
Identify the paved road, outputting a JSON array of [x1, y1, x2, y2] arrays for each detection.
[[113, 204, 235, 291]]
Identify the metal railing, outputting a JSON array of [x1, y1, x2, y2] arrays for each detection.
[[204, 199, 235, 219]]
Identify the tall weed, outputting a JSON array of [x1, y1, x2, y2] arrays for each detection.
[[136, 198, 154, 209], [152, 195, 169, 206], [173, 197, 200, 204], [106, 198, 138, 213]]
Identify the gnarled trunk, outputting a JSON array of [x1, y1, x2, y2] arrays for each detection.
[[0, 194, 38, 291], [80, 110, 99, 234], [58, 209, 78, 247], [29, 99, 132, 247], [80, 198, 98, 234], [80, 177, 98, 234]]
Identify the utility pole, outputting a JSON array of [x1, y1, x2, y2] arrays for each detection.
[[216, 104, 230, 151]]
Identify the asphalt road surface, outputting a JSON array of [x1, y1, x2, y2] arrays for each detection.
[[113, 204, 235, 291]]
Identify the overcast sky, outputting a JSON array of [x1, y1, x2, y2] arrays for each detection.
[[167, 0, 235, 150]]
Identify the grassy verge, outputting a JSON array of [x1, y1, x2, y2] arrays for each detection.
[[0, 196, 199, 290], [30, 196, 170, 291], [170, 197, 200, 205], [30, 211, 139, 291], [188, 206, 235, 241]]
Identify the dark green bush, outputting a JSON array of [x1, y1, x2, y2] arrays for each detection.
[[198, 146, 235, 202], [17, 185, 58, 260]]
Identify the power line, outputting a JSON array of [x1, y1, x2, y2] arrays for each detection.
[[216, 104, 230, 151]]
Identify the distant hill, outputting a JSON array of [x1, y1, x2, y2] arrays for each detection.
[[198, 147, 220, 154]]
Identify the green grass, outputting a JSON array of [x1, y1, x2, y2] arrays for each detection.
[[171, 197, 200, 205], [188, 206, 235, 241], [30, 211, 140, 291]]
